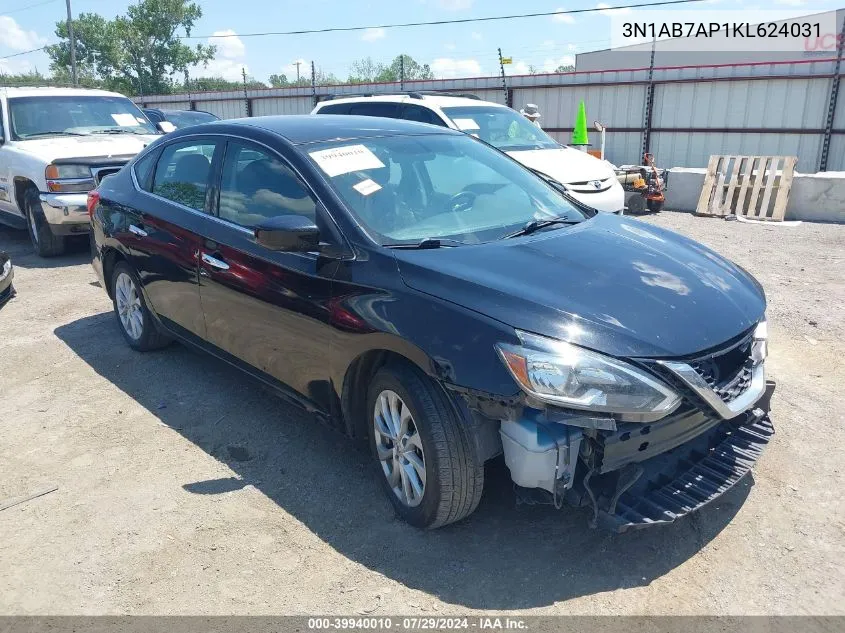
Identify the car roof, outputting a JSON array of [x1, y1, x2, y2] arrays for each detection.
[[318, 94, 507, 110], [220, 114, 464, 144], [0, 86, 128, 99]]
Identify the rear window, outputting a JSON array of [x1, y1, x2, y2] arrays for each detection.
[[348, 103, 400, 118]]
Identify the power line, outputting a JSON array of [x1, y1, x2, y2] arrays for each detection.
[[184, 0, 706, 40], [0, 45, 51, 60]]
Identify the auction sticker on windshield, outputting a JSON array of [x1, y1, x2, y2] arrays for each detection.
[[353, 178, 382, 196], [309, 144, 385, 177], [452, 118, 480, 131], [111, 113, 140, 127]]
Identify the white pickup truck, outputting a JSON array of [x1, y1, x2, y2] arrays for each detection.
[[0, 87, 162, 256]]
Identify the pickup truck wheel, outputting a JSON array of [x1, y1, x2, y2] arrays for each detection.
[[24, 187, 66, 257], [367, 363, 484, 529], [110, 261, 171, 351]]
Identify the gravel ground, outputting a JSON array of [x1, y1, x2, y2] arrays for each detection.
[[1, 212, 843, 616]]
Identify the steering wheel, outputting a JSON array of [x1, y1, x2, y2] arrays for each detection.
[[449, 190, 477, 213]]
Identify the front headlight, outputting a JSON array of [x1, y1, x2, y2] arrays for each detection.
[[751, 319, 768, 364], [0, 259, 10, 282], [45, 164, 95, 193], [496, 330, 681, 421]]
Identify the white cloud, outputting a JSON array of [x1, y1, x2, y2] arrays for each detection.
[[543, 55, 576, 72], [553, 7, 575, 23], [0, 16, 46, 52], [208, 29, 245, 59], [774, 0, 806, 5], [439, 0, 473, 9], [568, 43, 578, 51], [444, 42, 457, 51], [361, 27, 386, 42], [431, 57, 481, 78], [471, 31, 483, 40], [196, 29, 248, 81], [596, 2, 632, 15], [510, 61, 531, 75], [542, 39, 556, 49], [0, 57, 34, 75]]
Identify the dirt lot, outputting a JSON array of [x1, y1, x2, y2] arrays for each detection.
[[1, 212, 844, 616]]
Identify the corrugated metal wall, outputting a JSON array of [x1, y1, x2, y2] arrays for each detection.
[[135, 58, 844, 171]]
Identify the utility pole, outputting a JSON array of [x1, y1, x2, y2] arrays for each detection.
[[497, 48, 508, 107], [400, 55, 405, 90], [641, 36, 657, 162], [294, 60, 302, 83], [65, 0, 78, 85], [242, 66, 252, 117], [311, 60, 317, 107]]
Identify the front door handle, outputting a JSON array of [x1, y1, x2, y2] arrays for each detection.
[[201, 253, 230, 270], [128, 224, 148, 237]]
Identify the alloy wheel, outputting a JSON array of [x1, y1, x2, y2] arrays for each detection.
[[115, 272, 143, 340], [373, 389, 426, 507]]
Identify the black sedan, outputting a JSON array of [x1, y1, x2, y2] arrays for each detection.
[[89, 115, 774, 531], [0, 251, 14, 306]]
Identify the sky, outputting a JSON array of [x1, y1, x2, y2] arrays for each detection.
[[1, 0, 842, 84]]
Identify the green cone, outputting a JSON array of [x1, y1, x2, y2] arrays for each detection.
[[572, 100, 589, 145]]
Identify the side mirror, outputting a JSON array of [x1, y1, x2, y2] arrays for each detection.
[[156, 121, 177, 134], [254, 215, 320, 252]]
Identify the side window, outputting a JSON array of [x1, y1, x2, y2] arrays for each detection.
[[348, 103, 399, 118], [152, 140, 216, 211], [133, 150, 159, 191], [218, 141, 317, 229], [0, 101, 5, 142], [316, 103, 351, 115], [401, 105, 446, 127]]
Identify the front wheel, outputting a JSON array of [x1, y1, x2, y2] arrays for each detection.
[[367, 363, 484, 529], [110, 261, 171, 351], [24, 187, 65, 257]]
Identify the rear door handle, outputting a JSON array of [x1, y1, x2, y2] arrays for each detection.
[[128, 224, 147, 237], [201, 253, 230, 270]]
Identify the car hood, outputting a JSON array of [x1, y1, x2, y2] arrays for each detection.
[[507, 146, 616, 185], [16, 135, 159, 163], [394, 214, 766, 358]]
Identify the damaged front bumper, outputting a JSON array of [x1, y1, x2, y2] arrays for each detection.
[[459, 373, 775, 533], [572, 380, 775, 532]]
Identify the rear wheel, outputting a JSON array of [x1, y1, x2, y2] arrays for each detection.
[[367, 363, 484, 529], [24, 187, 65, 257], [110, 261, 171, 351]]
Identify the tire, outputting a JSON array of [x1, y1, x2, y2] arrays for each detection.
[[647, 198, 665, 213], [367, 363, 484, 529], [110, 261, 172, 351], [24, 187, 66, 257]]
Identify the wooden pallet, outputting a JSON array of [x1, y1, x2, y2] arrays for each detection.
[[695, 155, 797, 221]]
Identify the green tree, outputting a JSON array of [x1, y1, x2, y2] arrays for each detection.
[[348, 54, 432, 84], [268, 73, 290, 87], [555, 64, 575, 73], [46, 0, 215, 95]]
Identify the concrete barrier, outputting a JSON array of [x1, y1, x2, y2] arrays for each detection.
[[663, 168, 845, 224]]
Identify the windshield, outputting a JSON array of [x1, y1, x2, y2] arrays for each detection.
[[164, 110, 219, 128], [306, 133, 587, 246], [441, 105, 559, 152], [9, 96, 157, 140]]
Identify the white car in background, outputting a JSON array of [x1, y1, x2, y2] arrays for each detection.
[[311, 93, 625, 213], [0, 87, 161, 256]]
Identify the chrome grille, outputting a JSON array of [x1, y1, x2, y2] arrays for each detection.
[[565, 177, 613, 193], [688, 333, 754, 404]]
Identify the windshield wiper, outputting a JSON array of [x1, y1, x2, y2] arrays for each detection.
[[21, 131, 89, 138], [387, 238, 466, 249], [90, 128, 145, 135], [501, 217, 581, 240], [529, 167, 568, 190]]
